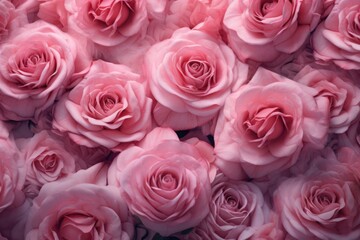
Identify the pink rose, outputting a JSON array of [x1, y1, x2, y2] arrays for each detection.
[[16, 131, 82, 198], [167, 0, 229, 30], [53, 60, 153, 151], [223, 0, 323, 64], [37, 0, 68, 29], [144, 27, 248, 130], [0, 122, 25, 213], [108, 128, 213, 236], [64, 0, 149, 46], [312, 0, 360, 69], [274, 155, 360, 240], [0, 0, 24, 42], [0, 21, 91, 121], [295, 66, 360, 133], [25, 163, 134, 240], [214, 67, 328, 179], [189, 172, 271, 240]]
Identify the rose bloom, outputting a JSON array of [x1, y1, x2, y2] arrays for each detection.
[[64, 0, 149, 46], [144, 27, 248, 130], [223, 0, 323, 64], [274, 153, 360, 240], [0, 121, 27, 240], [25, 163, 134, 240], [16, 131, 83, 198], [0, 0, 23, 42], [37, 0, 68, 29], [312, 0, 360, 69], [0, 122, 24, 213], [214, 68, 328, 179], [53, 60, 152, 151], [188, 172, 271, 240], [0, 21, 91, 121], [295, 66, 360, 134], [166, 0, 229, 29], [108, 127, 213, 236]]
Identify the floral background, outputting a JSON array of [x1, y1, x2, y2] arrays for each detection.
[[1, 0, 360, 239]]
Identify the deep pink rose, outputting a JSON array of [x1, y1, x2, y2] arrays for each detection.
[[0, 21, 91, 121], [16, 131, 83, 198], [274, 154, 360, 240], [214, 68, 328, 179], [108, 128, 213, 236], [53, 60, 152, 151], [144, 27, 248, 130], [189, 173, 270, 240], [312, 0, 360, 69], [25, 163, 134, 240], [64, 0, 149, 46], [295, 66, 360, 134], [223, 0, 323, 64]]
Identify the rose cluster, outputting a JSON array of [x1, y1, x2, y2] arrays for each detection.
[[1, 0, 360, 239]]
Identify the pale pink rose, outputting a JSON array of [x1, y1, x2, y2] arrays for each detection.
[[274, 158, 360, 240], [189, 172, 271, 240], [25, 163, 134, 240], [167, 0, 229, 30], [0, 21, 91, 121], [53, 60, 153, 151], [223, 0, 323, 64], [144, 27, 248, 130], [295, 66, 360, 133], [64, 0, 149, 46], [108, 127, 213, 236], [214, 68, 328, 179], [312, 0, 360, 69], [16, 131, 83, 198]]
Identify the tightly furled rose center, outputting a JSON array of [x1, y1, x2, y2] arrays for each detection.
[[84, 85, 130, 125], [223, 189, 243, 210], [88, 0, 134, 31], [9, 44, 57, 89], [220, 189, 250, 224], [58, 212, 102, 239], [243, 107, 293, 147], [304, 185, 345, 222], [150, 167, 181, 195], [260, 0, 278, 16], [177, 54, 216, 94], [250, 0, 292, 27], [33, 153, 59, 174]]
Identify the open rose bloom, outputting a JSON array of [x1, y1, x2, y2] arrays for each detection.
[[4, 0, 360, 239]]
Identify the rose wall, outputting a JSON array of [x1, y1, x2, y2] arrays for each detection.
[[0, 0, 360, 239]]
